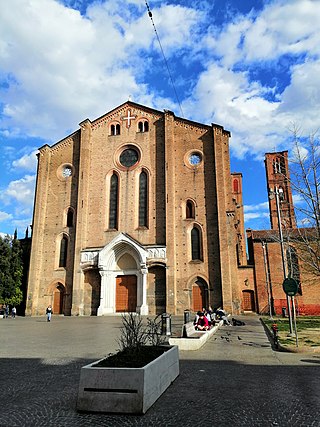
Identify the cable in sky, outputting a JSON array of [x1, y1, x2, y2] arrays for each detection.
[[145, 1, 185, 119]]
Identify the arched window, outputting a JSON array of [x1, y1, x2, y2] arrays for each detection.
[[273, 157, 286, 174], [110, 123, 120, 136], [59, 236, 68, 267], [109, 173, 119, 229], [191, 226, 202, 261], [67, 208, 74, 227], [233, 179, 239, 193], [139, 171, 148, 227], [138, 120, 149, 133], [186, 200, 195, 219]]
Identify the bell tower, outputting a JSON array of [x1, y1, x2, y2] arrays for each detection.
[[265, 151, 296, 230]]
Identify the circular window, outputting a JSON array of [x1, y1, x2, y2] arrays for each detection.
[[119, 148, 139, 168], [62, 166, 72, 178], [189, 152, 202, 166]]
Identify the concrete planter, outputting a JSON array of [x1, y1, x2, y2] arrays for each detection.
[[77, 345, 179, 414]]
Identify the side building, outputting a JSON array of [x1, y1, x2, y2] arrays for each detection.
[[26, 101, 245, 316], [248, 151, 320, 315]]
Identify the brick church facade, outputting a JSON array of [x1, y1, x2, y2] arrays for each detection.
[[25, 102, 319, 317], [26, 101, 249, 317]]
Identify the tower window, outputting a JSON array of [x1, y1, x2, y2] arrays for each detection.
[[67, 208, 74, 227], [233, 179, 239, 193], [191, 226, 202, 261], [59, 236, 68, 267], [273, 157, 286, 174], [139, 171, 148, 227], [186, 200, 195, 219], [109, 173, 119, 229]]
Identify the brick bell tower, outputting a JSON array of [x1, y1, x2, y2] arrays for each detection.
[[265, 150, 296, 230]]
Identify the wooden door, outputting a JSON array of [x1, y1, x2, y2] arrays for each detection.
[[243, 290, 255, 311], [192, 285, 206, 312], [53, 286, 64, 314], [116, 275, 137, 312]]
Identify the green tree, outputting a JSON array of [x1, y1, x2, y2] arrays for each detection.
[[0, 232, 23, 305]]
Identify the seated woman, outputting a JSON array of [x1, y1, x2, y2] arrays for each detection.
[[195, 312, 210, 331], [216, 307, 231, 326], [193, 310, 202, 325]]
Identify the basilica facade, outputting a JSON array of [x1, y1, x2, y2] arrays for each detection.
[[26, 101, 248, 316]]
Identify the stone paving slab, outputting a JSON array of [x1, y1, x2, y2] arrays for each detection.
[[1, 314, 320, 426]]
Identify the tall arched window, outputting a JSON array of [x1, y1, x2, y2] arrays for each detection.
[[191, 226, 202, 261], [67, 208, 74, 227], [109, 173, 119, 229], [59, 236, 68, 267], [186, 200, 195, 219], [233, 179, 239, 193], [139, 171, 148, 227]]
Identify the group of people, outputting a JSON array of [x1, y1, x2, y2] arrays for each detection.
[[2, 304, 16, 319], [194, 306, 231, 330]]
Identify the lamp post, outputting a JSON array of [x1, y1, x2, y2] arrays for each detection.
[[269, 186, 294, 335], [261, 241, 273, 319]]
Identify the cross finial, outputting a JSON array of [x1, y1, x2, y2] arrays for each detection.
[[121, 109, 136, 128]]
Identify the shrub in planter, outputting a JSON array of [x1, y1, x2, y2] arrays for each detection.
[[77, 313, 179, 414]]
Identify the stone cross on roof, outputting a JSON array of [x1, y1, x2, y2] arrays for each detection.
[[121, 109, 136, 128]]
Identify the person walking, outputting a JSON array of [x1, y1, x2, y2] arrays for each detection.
[[46, 305, 53, 322], [4, 304, 9, 319], [11, 306, 16, 319]]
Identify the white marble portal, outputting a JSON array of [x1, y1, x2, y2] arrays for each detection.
[[80, 233, 167, 316]]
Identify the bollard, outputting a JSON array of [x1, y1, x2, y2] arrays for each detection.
[[161, 313, 172, 336], [184, 310, 190, 324]]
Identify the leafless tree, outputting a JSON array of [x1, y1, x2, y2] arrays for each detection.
[[286, 126, 320, 278]]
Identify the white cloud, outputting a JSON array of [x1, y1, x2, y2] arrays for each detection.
[[244, 201, 270, 213], [0, 0, 202, 142], [244, 211, 269, 221], [0, 211, 13, 222], [2, 175, 36, 206], [243, 0, 320, 62], [12, 150, 38, 172]]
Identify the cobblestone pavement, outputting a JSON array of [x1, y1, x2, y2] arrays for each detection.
[[1, 315, 320, 427]]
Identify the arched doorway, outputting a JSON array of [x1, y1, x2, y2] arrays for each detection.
[[53, 283, 65, 314], [97, 233, 149, 315], [192, 278, 208, 312]]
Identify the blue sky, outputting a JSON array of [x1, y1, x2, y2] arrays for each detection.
[[1, 0, 320, 237]]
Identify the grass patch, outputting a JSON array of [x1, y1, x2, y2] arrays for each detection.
[[262, 316, 320, 349]]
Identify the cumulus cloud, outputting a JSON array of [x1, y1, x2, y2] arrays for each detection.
[[0, 0, 201, 142], [0, 211, 13, 222], [187, 0, 320, 158], [2, 175, 36, 206], [12, 150, 38, 172]]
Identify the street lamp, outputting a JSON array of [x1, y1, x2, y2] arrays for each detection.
[[269, 186, 294, 335], [261, 241, 273, 319]]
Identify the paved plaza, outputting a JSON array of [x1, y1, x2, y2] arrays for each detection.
[[1, 314, 320, 427]]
